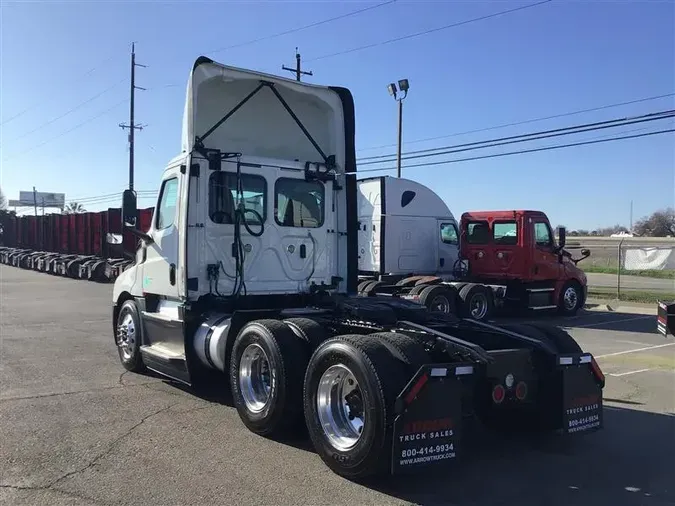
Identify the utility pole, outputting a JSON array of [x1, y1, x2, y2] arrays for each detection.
[[629, 200, 634, 233], [119, 43, 146, 191], [32, 186, 38, 216], [282, 47, 313, 82]]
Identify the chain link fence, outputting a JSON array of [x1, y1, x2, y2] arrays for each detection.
[[572, 238, 675, 297]]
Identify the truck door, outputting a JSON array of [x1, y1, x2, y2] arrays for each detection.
[[530, 218, 561, 281], [438, 220, 459, 274], [141, 168, 182, 299]]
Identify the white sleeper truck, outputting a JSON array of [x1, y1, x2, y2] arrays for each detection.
[[111, 56, 605, 479]]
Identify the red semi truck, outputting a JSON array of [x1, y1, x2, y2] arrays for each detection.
[[357, 176, 590, 320]]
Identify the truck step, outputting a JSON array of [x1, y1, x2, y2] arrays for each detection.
[[528, 305, 558, 310], [526, 288, 555, 293], [140, 344, 190, 385]]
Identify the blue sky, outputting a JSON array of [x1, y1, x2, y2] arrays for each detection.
[[1, 0, 673, 230]]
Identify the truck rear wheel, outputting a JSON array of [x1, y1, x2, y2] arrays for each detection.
[[459, 283, 494, 321], [303, 335, 408, 479], [230, 319, 309, 437], [115, 300, 146, 373], [419, 285, 457, 315]]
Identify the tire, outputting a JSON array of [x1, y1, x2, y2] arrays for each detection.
[[303, 335, 408, 479], [367, 332, 430, 375], [395, 275, 426, 287], [523, 322, 582, 354], [458, 283, 494, 321], [408, 284, 429, 296], [283, 317, 327, 352], [230, 319, 309, 437], [419, 284, 457, 315], [357, 280, 373, 294], [363, 280, 384, 296], [558, 281, 583, 316], [115, 299, 146, 373]]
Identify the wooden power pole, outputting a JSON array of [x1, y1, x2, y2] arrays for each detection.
[[119, 43, 146, 191], [282, 48, 313, 82]]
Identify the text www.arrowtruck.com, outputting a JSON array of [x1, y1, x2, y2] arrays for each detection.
[[399, 452, 456, 466]]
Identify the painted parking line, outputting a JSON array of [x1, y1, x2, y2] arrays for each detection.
[[595, 342, 675, 359], [609, 368, 652, 377], [568, 315, 655, 329]]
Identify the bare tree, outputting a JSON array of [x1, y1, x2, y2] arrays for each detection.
[[633, 208, 675, 237], [63, 202, 86, 214], [0, 186, 7, 210]]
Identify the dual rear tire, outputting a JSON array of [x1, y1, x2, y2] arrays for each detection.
[[229, 320, 429, 479]]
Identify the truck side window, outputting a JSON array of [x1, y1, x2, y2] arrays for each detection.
[[534, 222, 553, 247], [156, 177, 178, 230], [275, 178, 324, 228], [209, 172, 266, 225], [493, 221, 517, 245], [440, 222, 458, 245], [466, 221, 489, 244]]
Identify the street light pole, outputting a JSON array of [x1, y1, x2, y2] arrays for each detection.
[[396, 98, 403, 178], [387, 79, 409, 178]]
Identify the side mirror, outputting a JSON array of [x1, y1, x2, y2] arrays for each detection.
[[106, 233, 123, 245], [557, 226, 567, 248], [122, 189, 138, 226]]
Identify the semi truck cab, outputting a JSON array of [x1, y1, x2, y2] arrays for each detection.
[[460, 210, 590, 314], [106, 58, 603, 480]]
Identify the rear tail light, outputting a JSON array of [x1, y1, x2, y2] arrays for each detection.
[[515, 381, 528, 400], [492, 384, 505, 404]]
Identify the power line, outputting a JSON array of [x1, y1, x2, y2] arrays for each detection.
[[357, 109, 675, 165], [204, 0, 397, 55], [0, 53, 121, 126], [357, 92, 675, 152], [306, 0, 552, 63], [8, 78, 127, 144], [358, 128, 675, 173], [2, 99, 129, 162]]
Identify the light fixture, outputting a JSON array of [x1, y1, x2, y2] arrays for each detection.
[[398, 79, 409, 92], [387, 82, 397, 98]]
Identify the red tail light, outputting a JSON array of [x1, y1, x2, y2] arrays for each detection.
[[492, 384, 505, 404], [515, 381, 528, 400]]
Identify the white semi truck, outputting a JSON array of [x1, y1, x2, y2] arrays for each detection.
[[356, 176, 591, 321], [111, 56, 605, 479]]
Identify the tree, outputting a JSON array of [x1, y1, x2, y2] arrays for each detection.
[[63, 202, 86, 214], [0, 186, 7, 210], [633, 207, 675, 237]]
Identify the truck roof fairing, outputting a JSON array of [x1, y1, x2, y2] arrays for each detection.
[[181, 57, 352, 176]]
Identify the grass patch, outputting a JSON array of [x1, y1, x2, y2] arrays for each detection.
[[587, 289, 675, 304], [583, 266, 675, 279]]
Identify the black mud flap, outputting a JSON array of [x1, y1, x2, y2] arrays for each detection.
[[657, 300, 675, 337], [560, 353, 604, 435], [391, 363, 475, 475]]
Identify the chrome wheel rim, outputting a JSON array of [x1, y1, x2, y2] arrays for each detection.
[[563, 286, 578, 311], [430, 294, 451, 313], [316, 364, 365, 451], [239, 344, 273, 413], [116, 312, 136, 360], [469, 293, 488, 320]]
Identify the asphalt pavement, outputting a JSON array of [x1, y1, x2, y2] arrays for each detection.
[[586, 272, 675, 293], [1, 265, 674, 506]]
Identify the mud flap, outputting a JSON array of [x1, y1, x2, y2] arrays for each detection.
[[560, 353, 604, 435], [391, 363, 474, 474]]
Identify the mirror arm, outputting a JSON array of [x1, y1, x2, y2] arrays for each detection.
[[126, 225, 154, 244]]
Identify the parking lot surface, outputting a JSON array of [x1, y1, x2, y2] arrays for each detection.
[[1, 265, 674, 506]]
